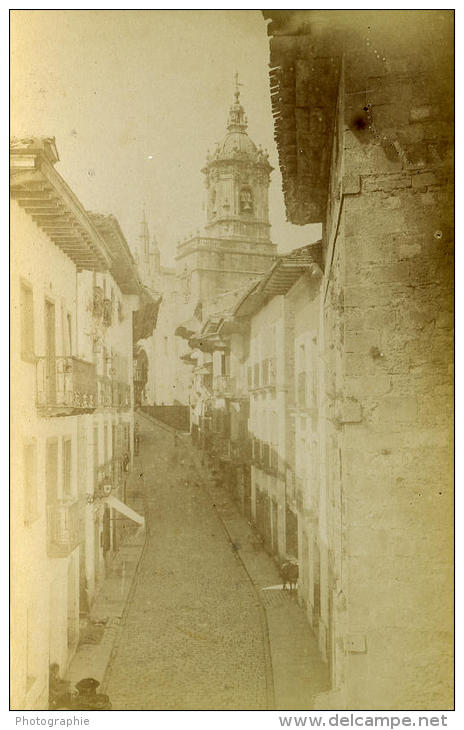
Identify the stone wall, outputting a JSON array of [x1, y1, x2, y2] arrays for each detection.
[[318, 29, 454, 709], [265, 9, 453, 711]]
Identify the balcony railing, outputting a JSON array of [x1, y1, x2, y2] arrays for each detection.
[[47, 500, 79, 557], [97, 377, 131, 409], [36, 356, 97, 415]]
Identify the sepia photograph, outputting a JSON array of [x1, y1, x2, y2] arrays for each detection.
[[10, 8, 454, 714]]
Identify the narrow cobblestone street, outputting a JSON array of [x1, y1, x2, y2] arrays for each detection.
[[104, 415, 269, 710]]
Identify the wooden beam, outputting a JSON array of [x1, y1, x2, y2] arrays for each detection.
[[19, 198, 60, 207], [24, 207, 65, 215]]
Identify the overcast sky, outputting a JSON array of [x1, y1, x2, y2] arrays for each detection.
[[11, 10, 321, 267]]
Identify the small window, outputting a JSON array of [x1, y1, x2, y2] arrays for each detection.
[[20, 282, 34, 361], [24, 440, 38, 524]]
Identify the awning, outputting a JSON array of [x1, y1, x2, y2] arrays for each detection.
[[107, 496, 145, 526]]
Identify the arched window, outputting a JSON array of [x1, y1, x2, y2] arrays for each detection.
[[211, 188, 217, 217], [240, 186, 253, 213]]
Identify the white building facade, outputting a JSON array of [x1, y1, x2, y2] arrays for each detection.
[[11, 138, 148, 709]]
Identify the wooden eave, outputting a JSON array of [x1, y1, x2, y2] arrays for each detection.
[[233, 245, 322, 318], [10, 157, 111, 271], [90, 214, 143, 295], [264, 11, 342, 225]]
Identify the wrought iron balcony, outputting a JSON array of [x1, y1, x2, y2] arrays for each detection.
[[47, 500, 79, 558], [97, 378, 131, 409], [36, 356, 97, 416]]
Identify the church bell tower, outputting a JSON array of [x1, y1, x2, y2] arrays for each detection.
[[176, 76, 277, 311], [203, 76, 272, 243]]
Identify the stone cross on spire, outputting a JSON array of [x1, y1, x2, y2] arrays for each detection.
[[234, 71, 243, 102], [227, 73, 247, 133]]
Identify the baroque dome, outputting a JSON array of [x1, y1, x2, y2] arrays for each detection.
[[204, 78, 271, 168], [216, 130, 257, 160]]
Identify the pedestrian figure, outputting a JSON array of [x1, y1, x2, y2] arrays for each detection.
[[74, 678, 112, 710], [281, 559, 299, 591], [49, 663, 71, 709], [122, 452, 130, 472]]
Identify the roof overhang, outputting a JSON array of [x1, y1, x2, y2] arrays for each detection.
[[10, 137, 112, 271], [90, 213, 144, 295], [234, 241, 323, 318], [263, 11, 342, 225]]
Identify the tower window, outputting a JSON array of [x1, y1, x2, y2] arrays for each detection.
[[240, 187, 253, 213]]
